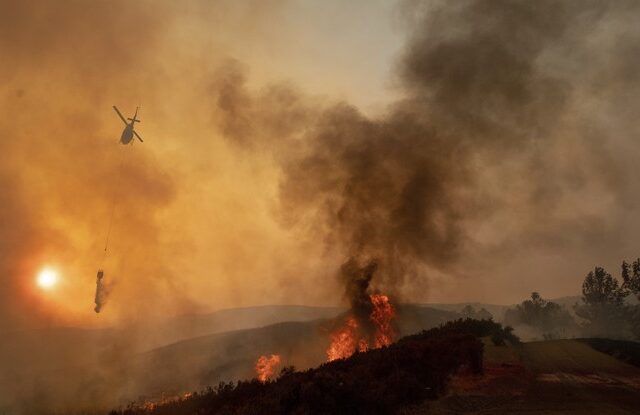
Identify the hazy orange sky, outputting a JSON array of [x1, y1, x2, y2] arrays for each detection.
[[2, 0, 640, 330]]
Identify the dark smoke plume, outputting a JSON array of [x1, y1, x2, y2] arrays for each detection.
[[274, 0, 572, 283], [212, 0, 640, 300], [340, 258, 378, 335]]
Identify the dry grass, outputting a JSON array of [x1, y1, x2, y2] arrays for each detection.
[[409, 339, 640, 414]]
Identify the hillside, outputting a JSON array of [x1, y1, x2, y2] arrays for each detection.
[[0, 305, 341, 414], [119, 305, 344, 352], [9, 312, 640, 414], [0, 305, 343, 378], [110, 320, 503, 415], [0, 304, 458, 414], [417, 338, 640, 413]]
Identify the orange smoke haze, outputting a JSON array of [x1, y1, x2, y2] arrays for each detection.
[[6, 1, 640, 414], [2, 0, 640, 333], [0, 0, 401, 330]]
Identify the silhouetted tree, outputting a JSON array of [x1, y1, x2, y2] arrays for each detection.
[[460, 305, 493, 320], [504, 292, 575, 338], [278, 366, 296, 378], [476, 308, 493, 320], [581, 267, 626, 306], [574, 266, 631, 338], [622, 259, 640, 298], [461, 305, 476, 318], [620, 259, 640, 338]]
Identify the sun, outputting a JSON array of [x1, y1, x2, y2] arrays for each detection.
[[36, 268, 59, 290]]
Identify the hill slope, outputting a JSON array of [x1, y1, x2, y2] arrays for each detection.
[[110, 320, 494, 415], [0, 304, 457, 414], [0, 305, 343, 377], [0, 305, 342, 414], [420, 339, 640, 414]]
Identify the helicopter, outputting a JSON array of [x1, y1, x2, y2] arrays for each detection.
[[113, 105, 144, 144]]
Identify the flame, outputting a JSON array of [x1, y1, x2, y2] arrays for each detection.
[[255, 354, 281, 383], [327, 317, 360, 361], [370, 293, 396, 348], [140, 392, 193, 410], [326, 293, 396, 361]]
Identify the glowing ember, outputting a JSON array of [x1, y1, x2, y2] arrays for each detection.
[[140, 392, 193, 411], [255, 354, 281, 383], [326, 294, 396, 361]]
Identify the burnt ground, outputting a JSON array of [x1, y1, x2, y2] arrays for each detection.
[[405, 339, 640, 414]]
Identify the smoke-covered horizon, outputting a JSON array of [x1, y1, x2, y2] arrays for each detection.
[[2, 0, 640, 334]]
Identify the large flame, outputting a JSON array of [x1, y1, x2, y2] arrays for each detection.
[[326, 317, 361, 361], [370, 293, 395, 348], [326, 293, 396, 361], [255, 354, 281, 383]]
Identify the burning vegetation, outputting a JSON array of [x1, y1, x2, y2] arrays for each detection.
[[327, 317, 363, 361], [327, 294, 396, 361], [255, 354, 281, 383], [327, 259, 397, 361], [370, 294, 395, 348], [109, 319, 505, 415]]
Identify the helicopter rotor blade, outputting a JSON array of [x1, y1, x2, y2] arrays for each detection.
[[134, 131, 144, 143], [113, 106, 127, 125]]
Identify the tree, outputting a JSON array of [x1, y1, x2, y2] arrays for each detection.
[[279, 366, 296, 378], [621, 259, 640, 338], [476, 308, 493, 320], [622, 259, 640, 298], [581, 267, 626, 306], [461, 305, 476, 318], [574, 266, 630, 338], [504, 292, 575, 338], [460, 305, 493, 320]]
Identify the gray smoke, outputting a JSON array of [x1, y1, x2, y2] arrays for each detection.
[[339, 258, 378, 336], [212, 0, 640, 299]]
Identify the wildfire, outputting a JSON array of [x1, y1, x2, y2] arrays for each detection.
[[326, 293, 396, 361], [327, 317, 363, 361], [255, 354, 281, 383], [140, 392, 193, 410], [370, 293, 395, 348]]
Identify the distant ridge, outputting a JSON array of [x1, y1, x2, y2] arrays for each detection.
[[427, 296, 583, 321]]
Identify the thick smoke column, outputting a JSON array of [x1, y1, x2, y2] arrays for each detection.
[[340, 258, 377, 336], [275, 0, 573, 287], [214, 0, 640, 300]]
